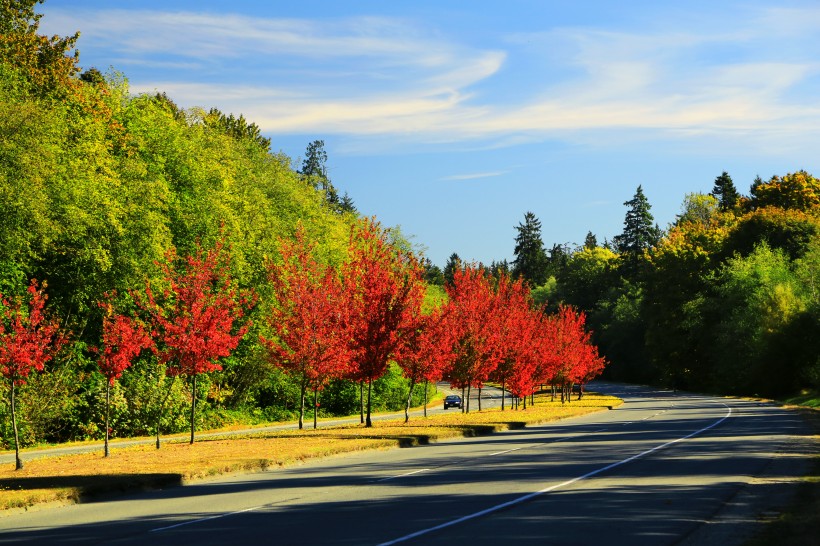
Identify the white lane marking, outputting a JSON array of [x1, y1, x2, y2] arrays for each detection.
[[376, 469, 431, 482], [378, 404, 732, 546], [150, 506, 261, 533]]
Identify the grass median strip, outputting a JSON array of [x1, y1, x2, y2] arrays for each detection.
[[0, 393, 622, 512]]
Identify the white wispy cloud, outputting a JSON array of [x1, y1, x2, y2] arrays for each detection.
[[42, 5, 820, 155], [441, 171, 507, 181]]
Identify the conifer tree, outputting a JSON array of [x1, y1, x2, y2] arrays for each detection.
[[614, 186, 661, 274], [512, 212, 548, 286], [710, 171, 741, 211]]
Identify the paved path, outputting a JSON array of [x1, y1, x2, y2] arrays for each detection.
[[0, 382, 813, 545], [0, 383, 506, 464]]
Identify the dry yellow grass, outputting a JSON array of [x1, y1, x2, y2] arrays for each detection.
[[0, 392, 621, 512]]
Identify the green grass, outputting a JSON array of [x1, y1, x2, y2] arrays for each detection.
[[783, 389, 820, 409]]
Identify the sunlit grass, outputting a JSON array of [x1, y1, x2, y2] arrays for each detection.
[[783, 389, 820, 409], [0, 392, 621, 511]]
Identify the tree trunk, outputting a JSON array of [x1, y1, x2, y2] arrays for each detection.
[[189, 373, 197, 444], [423, 380, 428, 418], [365, 378, 373, 428], [461, 386, 466, 414], [11, 381, 23, 470], [313, 387, 318, 430], [478, 386, 482, 411], [359, 381, 364, 424], [466, 384, 472, 413], [501, 379, 506, 411], [578, 382, 584, 400], [404, 378, 416, 423], [104, 381, 111, 458], [523, 391, 527, 409], [298, 381, 306, 430]]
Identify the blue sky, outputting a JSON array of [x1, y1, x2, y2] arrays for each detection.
[[40, 0, 820, 267]]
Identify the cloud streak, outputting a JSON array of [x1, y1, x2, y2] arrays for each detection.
[[44, 6, 820, 154]]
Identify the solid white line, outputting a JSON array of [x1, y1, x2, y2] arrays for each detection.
[[377, 404, 732, 546], [150, 506, 261, 533], [377, 469, 431, 482]]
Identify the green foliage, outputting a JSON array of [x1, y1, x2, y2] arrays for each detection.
[[710, 171, 741, 211], [512, 211, 548, 286], [613, 185, 662, 276], [750, 171, 820, 211]]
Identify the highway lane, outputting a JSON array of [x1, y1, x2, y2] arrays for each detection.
[[0, 383, 813, 545]]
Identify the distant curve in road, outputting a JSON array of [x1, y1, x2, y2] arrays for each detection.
[[0, 383, 813, 546]]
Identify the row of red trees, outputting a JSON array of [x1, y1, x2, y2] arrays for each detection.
[[267, 219, 607, 427], [1, 218, 606, 469]]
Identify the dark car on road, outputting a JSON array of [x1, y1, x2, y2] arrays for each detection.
[[443, 395, 463, 409]]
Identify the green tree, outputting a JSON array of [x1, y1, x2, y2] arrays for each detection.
[[422, 258, 444, 286], [584, 231, 598, 250], [710, 171, 741, 211], [299, 140, 339, 209], [0, 0, 80, 97], [204, 108, 271, 153], [512, 211, 548, 286], [749, 171, 820, 211], [443, 252, 462, 286], [676, 193, 720, 226], [613, 185, 661, 275]]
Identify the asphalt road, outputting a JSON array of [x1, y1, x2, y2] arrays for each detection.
[[0, 383, 813, 545]]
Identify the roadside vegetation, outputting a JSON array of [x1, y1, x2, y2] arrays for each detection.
[[0, 391, 622, 511]]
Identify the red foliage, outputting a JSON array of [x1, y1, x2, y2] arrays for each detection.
[[0, 279, 64, 468], [97, 297, 154, 386], [396, 307, 452, 387], [138, 237, 256, 443], [545, 305, 607, 390], [343, 218, 425, 426], [0, 280, 63, 386], [144, 238, 255, 378], [441, 266, 504, 408], [262, 226, 354, 428]]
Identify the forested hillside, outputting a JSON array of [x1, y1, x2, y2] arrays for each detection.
[[0, 2, 370, 448], [497, 173, 820, 398]]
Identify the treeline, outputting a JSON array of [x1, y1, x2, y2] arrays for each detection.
[[0, 2, 607, 455], [448, 173, 820, 398], [0, 2, 400, 449]]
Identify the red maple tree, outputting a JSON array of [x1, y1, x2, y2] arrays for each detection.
[[96, 295, 154, 456], [262, 226, 354, 429], [141, 238, 256, 444], [395, 307, 452, 422], [546, 305, 606, 403], [441, 266, 504, 412], [344, 218, 425, 427], [0, 280, 63, 470]]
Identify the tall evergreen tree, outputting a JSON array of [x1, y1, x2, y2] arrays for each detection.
[[584, 231, 598, 250], [710, 171, 741, 211], [422, 258, 444, 286], [512, 212, 548, 286], [614, 186, 661, 274], [443, 253, 462, 286], [299, 140, 340, 210]]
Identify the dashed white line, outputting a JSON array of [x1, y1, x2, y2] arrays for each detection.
[[376, 469, 431, 482], [377, 404, 732, 545], [150, 506, 261, 533]]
